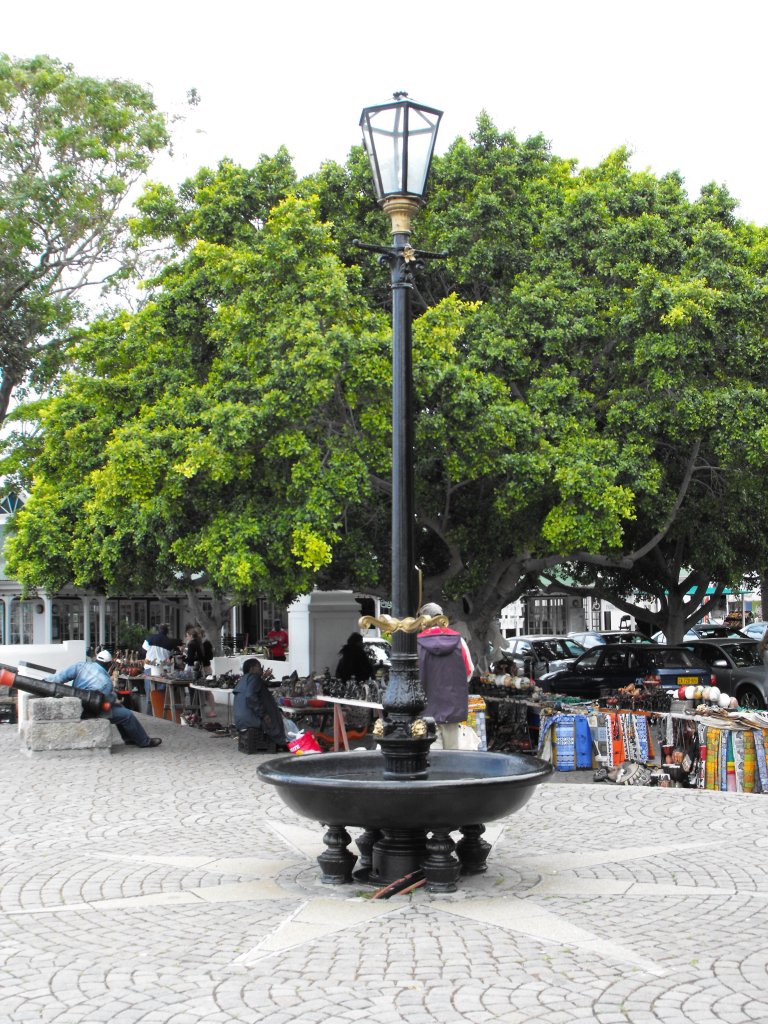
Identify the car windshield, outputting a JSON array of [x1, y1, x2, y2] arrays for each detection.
[[697, 625, 743, 638], [577, 648, 604, 668], [562, 639, 585, 656], [724, 643, 762, 667], [651, 649, 701, 669], [533, 640, 562, 658]]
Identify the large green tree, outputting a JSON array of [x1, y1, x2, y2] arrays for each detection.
[[5, 118, 768, 659], [0, 54, 168, 421]]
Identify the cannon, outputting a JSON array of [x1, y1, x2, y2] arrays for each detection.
[[0, 664, 112, 716]]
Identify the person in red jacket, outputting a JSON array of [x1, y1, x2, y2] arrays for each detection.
[[417, 602, 474, 749], [267, 620, 289, 661]]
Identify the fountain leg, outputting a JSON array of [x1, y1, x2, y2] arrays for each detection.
[[370, 829, 428, 885], [456, 824, 492, 874], [317, 826, 357, 885], [353, 827, 383, 883], [422, 831, 460, 893]]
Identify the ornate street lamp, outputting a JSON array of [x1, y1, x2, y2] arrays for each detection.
[[360, 92, 442, 226], [357, 93, 445, 779], [258, 98, 552, 893]]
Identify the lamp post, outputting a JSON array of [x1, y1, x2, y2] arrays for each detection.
[[357, 93, 443, 779]]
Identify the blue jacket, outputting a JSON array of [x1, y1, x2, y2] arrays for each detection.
[[233, 671, 285, 741], [47, 661, 116, 701]]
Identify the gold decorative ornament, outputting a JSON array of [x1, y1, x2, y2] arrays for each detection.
[[411, 718, 428, 738], [358, 613, 448, 635], [372, 718, 385, 738], [382, 195, 420, 234]]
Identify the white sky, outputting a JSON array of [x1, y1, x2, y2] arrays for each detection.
[[4, 0, 768, 223]]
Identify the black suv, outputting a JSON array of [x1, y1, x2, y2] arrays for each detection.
[[539, 644, 714, 700]]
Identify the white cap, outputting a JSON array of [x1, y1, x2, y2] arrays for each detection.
[[96, 650, 113, 663]]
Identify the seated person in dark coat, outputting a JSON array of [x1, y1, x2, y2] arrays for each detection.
[[335, 632, 375, 683], [233, 658, 285, 742]]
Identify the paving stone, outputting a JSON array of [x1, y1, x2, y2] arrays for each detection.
[[2, 720, 768, 1022]]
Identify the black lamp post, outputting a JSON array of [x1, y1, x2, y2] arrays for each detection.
[[258, 94, 553, 883], [358, 93, 443, 779]]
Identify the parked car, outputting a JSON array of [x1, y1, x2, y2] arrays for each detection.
[[539, 644, 714, 700], [679, 638, 768, 709], [741, 621, 768, 641], [503, 635, 586, 680], [651, 624, 747, 643], [363, 636, 391, 668], [568, 630, 653, 648]]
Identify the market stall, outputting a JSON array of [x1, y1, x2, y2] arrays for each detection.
[[106, 649, 768, 795], [532, 691, 768, 792]]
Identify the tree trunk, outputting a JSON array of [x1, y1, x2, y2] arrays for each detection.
[[760, 570, 768, 622], [183, 590, 232, 655], [0, 370, 17, 426], [664, 599, 688, 645]]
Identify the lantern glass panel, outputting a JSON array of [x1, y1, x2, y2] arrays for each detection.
[[360, 97, 442, 202], [405, 107, 441, 196]]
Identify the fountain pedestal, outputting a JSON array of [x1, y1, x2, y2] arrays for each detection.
[[258, 749, 553, 892]]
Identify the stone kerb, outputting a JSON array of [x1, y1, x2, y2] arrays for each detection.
[[20, 696, 112, 757]]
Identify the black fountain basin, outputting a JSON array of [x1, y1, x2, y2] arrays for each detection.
[[257, 749, 553, 832]]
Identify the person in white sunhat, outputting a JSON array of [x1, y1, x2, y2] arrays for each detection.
[[46, 650, 162, 748]]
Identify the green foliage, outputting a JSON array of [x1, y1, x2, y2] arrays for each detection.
[[0, 53, 169, 421], [4, 191, 390, 604], [5, 113, 768, 651]]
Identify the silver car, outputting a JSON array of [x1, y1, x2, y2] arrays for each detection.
[[504, 635, 585, 680], [362, 636, 391, 668], [680, 638, 768, 709], [742, 621, 768, 641]]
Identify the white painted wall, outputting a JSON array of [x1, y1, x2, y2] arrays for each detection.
[[0, 639, 86, 672]]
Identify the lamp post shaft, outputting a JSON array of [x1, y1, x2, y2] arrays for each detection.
[[375, 228, 434, 779], [390, 228, 416, 630], [357, 93, 443, 779]]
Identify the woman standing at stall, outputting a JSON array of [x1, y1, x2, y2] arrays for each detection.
[[335, 632, 375, 684]]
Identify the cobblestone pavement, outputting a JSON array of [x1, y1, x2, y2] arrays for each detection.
[[1, 717, 767, 1024]]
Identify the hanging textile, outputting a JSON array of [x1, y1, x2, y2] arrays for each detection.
[[718, 730, 727, 791], [697, 723, 707, 789], [705, 728, 719, 790], [743, 730, 757, 794], [554, 715, 576, 771], [574, 715, 592, 768], [732, 732, 745, 793], [729, 733, 741, 794], [609, 713, 625, 767], [634, 715, 650, 762], [755, 729, 768, 793], [588, 713, 611, 765]]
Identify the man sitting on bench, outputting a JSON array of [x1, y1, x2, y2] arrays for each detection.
[[46, 651, 162, 749]]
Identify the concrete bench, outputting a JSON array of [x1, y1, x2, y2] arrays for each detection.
[[20, 696, 112, 757]]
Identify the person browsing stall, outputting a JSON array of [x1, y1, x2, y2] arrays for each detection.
[[417, 602, 474, 750], [267, 620, 289, 661], [335, 632, 375, 684]]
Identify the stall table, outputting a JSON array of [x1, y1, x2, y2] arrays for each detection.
[[145, 676, 189, 723], [188, 682, 235, 730], [320, 695, 383, 751]]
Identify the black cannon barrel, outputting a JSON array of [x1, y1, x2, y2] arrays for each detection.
[[0, 665, 111, 715]]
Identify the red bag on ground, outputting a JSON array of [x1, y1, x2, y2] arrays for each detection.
[[288, 730, 322, 755]]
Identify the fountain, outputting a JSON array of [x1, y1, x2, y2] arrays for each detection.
[[258, 94, 552, 893]]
